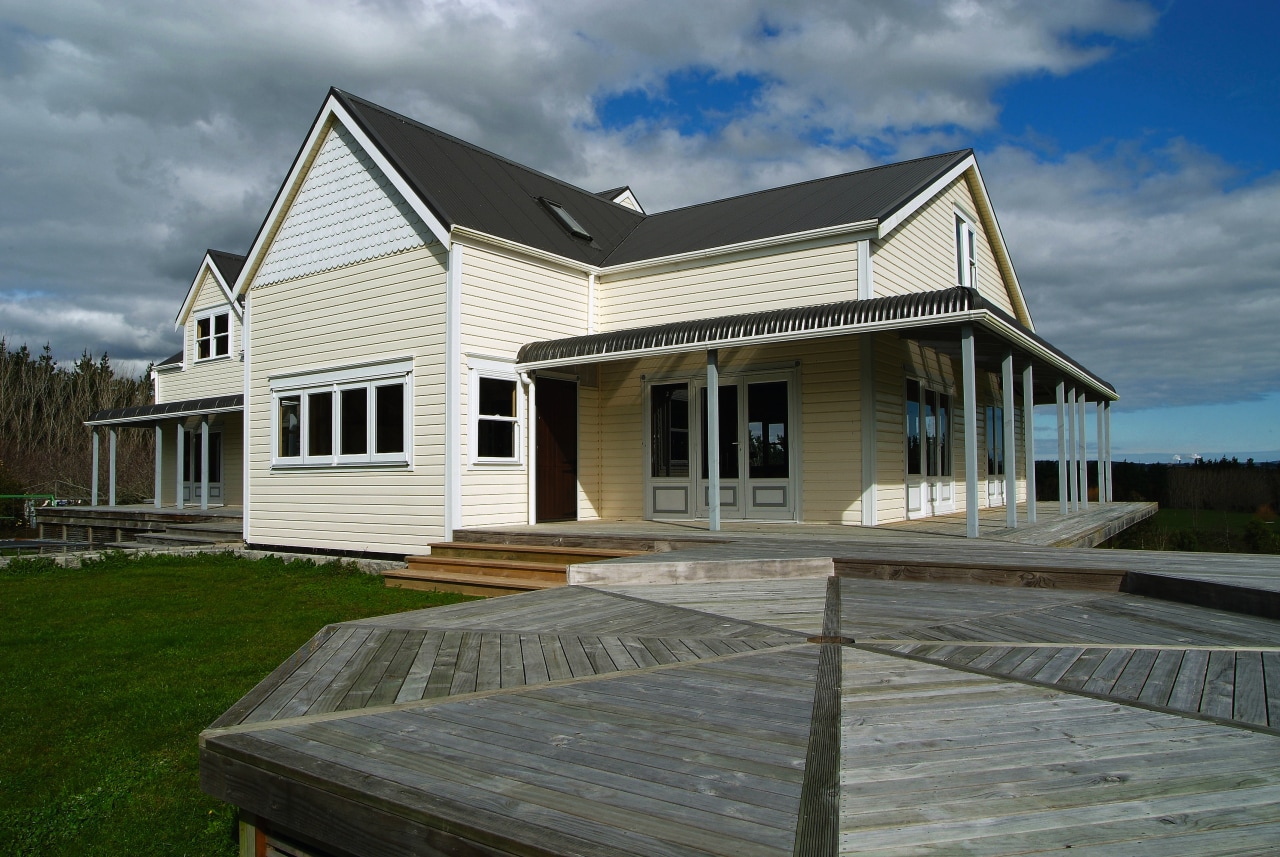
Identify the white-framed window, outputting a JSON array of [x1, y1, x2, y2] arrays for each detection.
[[469, 358, 523, 466], [271, 359, 412, 468], [195, 310, 231, 361], [955, 211, 978, 290]]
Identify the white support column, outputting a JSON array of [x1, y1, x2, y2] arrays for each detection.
[[444, 242, 463, 541], [1078, 393, 1089, 510], [1023, 364, 1036, 524], [200, 416, 210, 511], [526, 374, 537, 525], [175, 425, 185, 510], [1096, 401, 1106, 505], [857, 239, 874, 300], [1067, 387, 1079, 513], [91, 429, 100, 506], [1002, 352, 1016, 528], [108, 428, 117, 507], [1056, 382, 1067, 515], [707, 349, 721, 532], [860, 336, 877, 526], [154, 425, 163, 508], [1105, 402, 1114, 502], [962, 326, 979, 538]]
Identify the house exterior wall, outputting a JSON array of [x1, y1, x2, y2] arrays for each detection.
[[156, 271, 242, 403], [457, 241, 591, 529], [245, 244, 448, 554], [595, 235, 861, 332], [872, 174, 1015, 315]]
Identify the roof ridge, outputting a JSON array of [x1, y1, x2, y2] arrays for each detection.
[[334, 89, 631, 218], [641, 148, 973, 219]]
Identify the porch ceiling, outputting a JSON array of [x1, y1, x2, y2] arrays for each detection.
[[516, 287, 1116, 401], [85, 393, 243, 427]]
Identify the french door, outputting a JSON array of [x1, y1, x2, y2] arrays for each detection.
[[648, 372, 796, 521], [905, 380, 954, 518], [182, 429, 223, 504]]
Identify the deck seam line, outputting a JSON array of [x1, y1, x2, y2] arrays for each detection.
[[585, 584, 813, 638], [861, 641, 1280, 652], [202, 642, 809, 740], [853, 642, 1280, 738]]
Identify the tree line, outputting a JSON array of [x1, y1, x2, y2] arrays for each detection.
[[0, 340, 154, 503]]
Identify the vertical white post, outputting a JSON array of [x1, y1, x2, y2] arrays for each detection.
[[707, 349, 721, 532], [108, 428, 117, 507], [91, 429, 100, 506], [857, 239, 873, 300], [1023, 363, 1036, 524], [154, 424, 163, 508], [526, 375, 537, 525], [175, 425, 185, 510], [1105, 402, 1114, 502], [1056, 381, 1067, 515], [444, 243, 463, 542], [860, 336, 877, 526], [1067, 388, 1078, 512], [200, 416, 209, 511], [1078, 393, 1089, 510], [1095, 401, 1106, 505], [962, 326, 979, 538], [1002, 353, 1016, 528]]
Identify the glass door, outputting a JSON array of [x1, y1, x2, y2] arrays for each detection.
[[182, 429, 223, 504], [695, 383, 741, 518], [648, 382, 692, 518], [905, 381, 954, 518], [744, 379, 793, 519]]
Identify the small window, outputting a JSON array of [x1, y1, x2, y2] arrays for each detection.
[[196, 311, 231, 360], [375, 384, 405, 454], [541, 198, 592, 241], [986, 405, 1005, 477], [307, 391, 333, 457], [956, 214, 977, 289], [477, 377, 518, 461], [278, 396, 301, 458]]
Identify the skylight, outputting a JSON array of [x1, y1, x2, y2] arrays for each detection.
[[541, 198, 592, 241]]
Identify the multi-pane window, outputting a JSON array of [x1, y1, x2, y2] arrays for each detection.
[[476, 377, 518, 461], [196, 311, 231, 360], [272, 362, 410, 467], [907, 380, 952, 478], [986, 405, 1005, 477]]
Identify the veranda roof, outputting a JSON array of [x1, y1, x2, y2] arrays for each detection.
[[85, 394, 243, 427]]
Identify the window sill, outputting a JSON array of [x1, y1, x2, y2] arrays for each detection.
[[469, 459, 525, 469], [194, 355, 233, 364], [271, 460, 410, 471]]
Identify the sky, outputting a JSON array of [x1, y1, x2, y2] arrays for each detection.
[[0, 0, 1277, 461]]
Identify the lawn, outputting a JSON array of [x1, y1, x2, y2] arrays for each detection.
[[0, 552, 473, 857], [1101, 507, 1280, 553]]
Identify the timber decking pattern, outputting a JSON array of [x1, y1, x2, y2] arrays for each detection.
[[203, 574, 1280, 856]]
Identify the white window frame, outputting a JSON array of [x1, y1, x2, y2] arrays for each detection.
[[955, 209, 978, 290], [468, 357, 524, 467], [194, 309, 232, 362], [270, 358, 413, 468]]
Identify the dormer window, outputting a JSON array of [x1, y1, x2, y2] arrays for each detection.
[[196, 311, 230, 360], [541, 198, 592, 241], [955, 213, 977, 289]]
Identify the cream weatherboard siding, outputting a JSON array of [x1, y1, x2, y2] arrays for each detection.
[[156, 270, 242, 403], [246, 245, 448, 555], [872, 174, 1016, 315], [596, 235, 860, 332], [457, 242, 591, 529]]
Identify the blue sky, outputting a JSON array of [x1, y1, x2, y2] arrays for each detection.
[[0, 0, 1277, 461]]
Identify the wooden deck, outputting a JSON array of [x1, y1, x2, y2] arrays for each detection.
[[203, 571, 1280, 856]]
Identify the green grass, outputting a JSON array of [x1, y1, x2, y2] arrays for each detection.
[[1101, 508, 1280, 553], [0, 552, 473, 857]]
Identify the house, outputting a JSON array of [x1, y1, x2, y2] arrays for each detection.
[[86, 87, 1115, 552]]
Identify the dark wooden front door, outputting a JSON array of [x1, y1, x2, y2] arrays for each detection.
[[536, 377, 578, 522]]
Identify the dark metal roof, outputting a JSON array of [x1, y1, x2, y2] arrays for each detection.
[[517, 287, 1115, 396], [86, 394, 243, 426], [207, 250, 247, 287], [157, 350, 183, 368], [602, 150, 972, 266], [334, 90, 972, 269], [335, 91, 645, 267]]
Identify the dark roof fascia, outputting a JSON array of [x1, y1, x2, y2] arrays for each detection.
[[86, 394, 244, 427], [206, 250, 247, 288], [331, 89, 455, 239], [516, 288, 1115, 397], [874, 148, 973, 228], [156, 351, 184, 369]]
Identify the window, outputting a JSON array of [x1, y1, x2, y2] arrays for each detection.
[[955, 213, 977, 289], [650, 383, 690, 478], [196, 311, 231, 360], [468, 359, 524, 465], [272, 360, 411, 467], [986, 405, 1005, 477], [907, 380, 952, 478]]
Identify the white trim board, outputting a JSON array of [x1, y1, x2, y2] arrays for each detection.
[[176, 252, 242, 328]]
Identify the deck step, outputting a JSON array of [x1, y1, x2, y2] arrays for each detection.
[[404, 556, 568, 583], [423, 541, 643, 565], [385, 567, 565, 596], [133, 530, 242, 547]]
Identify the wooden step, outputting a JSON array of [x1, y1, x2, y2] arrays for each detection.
[[404, 555, 569, 583], [422, 541, 643, 565], [384, 567, 564, 597]]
